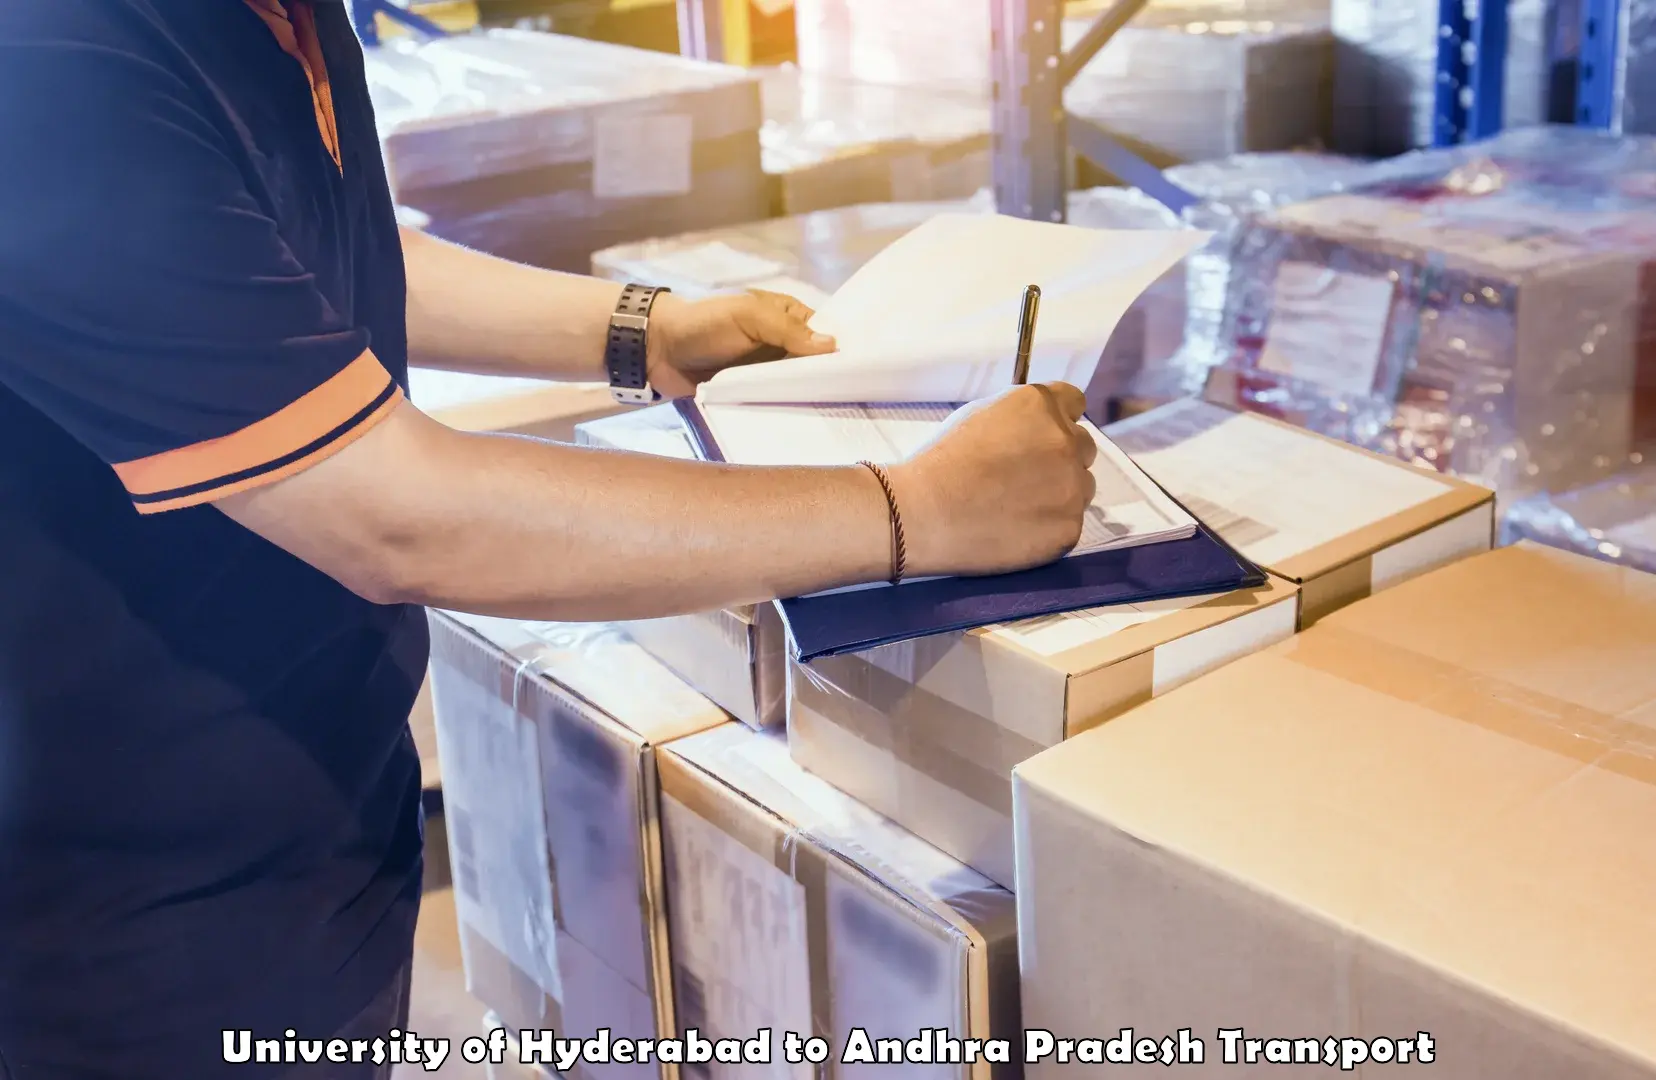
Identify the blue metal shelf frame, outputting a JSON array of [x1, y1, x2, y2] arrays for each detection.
[[989, 0, 1197, 223], [351, 0, 451, 47], [1433, 0, 1512, 145], [1575, 0, 1623, 127]]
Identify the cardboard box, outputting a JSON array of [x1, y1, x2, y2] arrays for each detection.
[[575, 405, 788, 730], [1012, 542, 1656, 1078], [1106, 397, 1496, 627], [789, 576, 1301, 888], [366, 30, 768, 274], [659, 724, 1021, 1080], [758, 66, 990, 217], [429, 612, 729, 1079]]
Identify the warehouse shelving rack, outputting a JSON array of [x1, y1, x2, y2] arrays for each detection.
[[350, 0, 453, 45], [987, 0, 1646, 223], [988, 0, 1199, 222]]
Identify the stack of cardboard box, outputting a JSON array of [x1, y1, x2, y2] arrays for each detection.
[[426, 365, 1653, 1080], [365, 30, 768, 274]]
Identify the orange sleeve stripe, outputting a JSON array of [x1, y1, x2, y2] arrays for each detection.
[[114, 350, 395, 499], [130, 387, 404, 515]]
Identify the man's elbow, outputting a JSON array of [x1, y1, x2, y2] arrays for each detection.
[[301, 515, 450, 609]]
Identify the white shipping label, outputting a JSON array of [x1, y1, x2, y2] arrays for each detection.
[[592, 112, 694, 199], [1112, 404, 1450, 566], [1607, 511, 1656, 552], [662, 796, 812, 1080], [432, 670, 563, 1004], [1258, 262, 1394, 397], [826, 877, 958, 1080]]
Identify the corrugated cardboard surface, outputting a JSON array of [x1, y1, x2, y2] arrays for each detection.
[[789, 577, 1300, 887], [1107, 397, 1496, 627], [659, 724, 1021, 1080], [1013, 543, 1656, 1078], [429, 612, 727, 1080], [575, 406, 788, 729]]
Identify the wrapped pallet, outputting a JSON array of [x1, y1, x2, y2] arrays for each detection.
[[792, 0, 1333, 165], [758, 66, 991, 217], [1502, 462, 1656, 573], [364, 30, 768, 273], [1205, 126, 1656, 500], [1122, 150, 1370, 411], [1329, 0, 1557, 156]]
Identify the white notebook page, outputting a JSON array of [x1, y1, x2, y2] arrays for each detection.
[[695, 213, 1210, 406]]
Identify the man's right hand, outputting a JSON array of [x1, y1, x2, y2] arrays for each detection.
[[888, 383, 1099, 579]]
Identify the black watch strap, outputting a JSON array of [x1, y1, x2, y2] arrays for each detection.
[[605, 283, 670, 405]]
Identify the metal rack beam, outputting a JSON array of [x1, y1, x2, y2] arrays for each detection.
[[1432, 0, 1510, 144], [675, 0, 754, 64], [351, 0, 451, 46], [989, 0, 1196, 223]]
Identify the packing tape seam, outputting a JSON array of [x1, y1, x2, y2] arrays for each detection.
[[1279, 627, 1656, 777], [792, 662, 1022, 818]]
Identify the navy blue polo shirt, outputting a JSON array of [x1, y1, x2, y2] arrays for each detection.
[[0, 2, 427, 1076]]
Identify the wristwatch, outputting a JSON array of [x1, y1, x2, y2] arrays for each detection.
[[604, 283, 671, 405]]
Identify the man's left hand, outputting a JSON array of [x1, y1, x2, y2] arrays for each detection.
[[646, 290, 837, 399]]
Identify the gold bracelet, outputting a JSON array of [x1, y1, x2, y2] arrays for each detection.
[[858, 460, 906, 584]]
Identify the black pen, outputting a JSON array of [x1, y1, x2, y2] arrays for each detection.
[[1012, 284, 1041, 385]]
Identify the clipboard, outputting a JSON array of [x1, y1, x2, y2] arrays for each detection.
[[674, 398, 1269, 663]]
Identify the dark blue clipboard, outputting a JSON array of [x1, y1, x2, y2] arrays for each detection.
[[674, 398, 1268, 663]]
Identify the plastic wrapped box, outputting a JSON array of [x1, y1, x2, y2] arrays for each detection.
[[792, 0, 1333, 164], [364, 30, 768, 273], [1121, 150, 1373, 410], [1205, 129, 1656, 500], [1063, 5, 1335, 164], [789, 576, 1301, 888], [659, 724, 1020, 1080], [1329, 0, 1558, 156], [428, 612, 728, 1079], [1501, 462, 1656, 573], [758, 66, 991, 217]]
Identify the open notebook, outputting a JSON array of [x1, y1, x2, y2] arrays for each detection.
[[670, 213, 1263, 660]]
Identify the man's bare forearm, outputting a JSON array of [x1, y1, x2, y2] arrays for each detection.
[[400, 226, 623, 382], [219, 404, 895, 621]]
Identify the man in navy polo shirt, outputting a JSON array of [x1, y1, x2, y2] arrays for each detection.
[[0, 2, 1097, 1077]]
